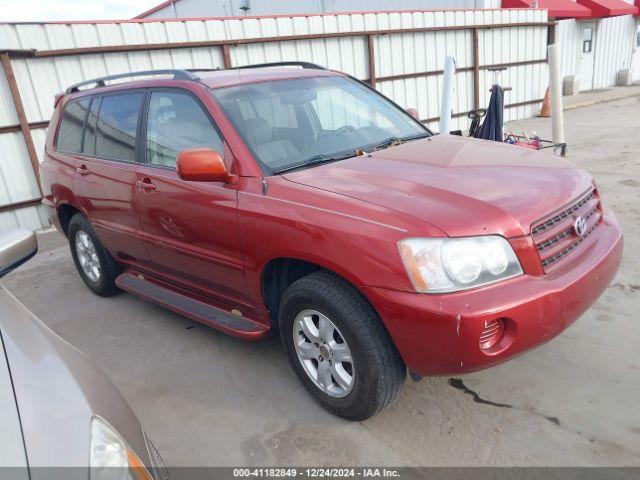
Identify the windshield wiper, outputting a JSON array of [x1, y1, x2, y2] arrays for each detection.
[[365, 133, 430, 153], [272, 150, 360, 175]]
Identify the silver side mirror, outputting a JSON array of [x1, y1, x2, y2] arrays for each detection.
[[0, 229, 37, 278]]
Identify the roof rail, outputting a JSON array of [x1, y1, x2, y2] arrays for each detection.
[[65, 63, 327, 94], [235, 61, 326, 70], [65, 69, 199, 94]]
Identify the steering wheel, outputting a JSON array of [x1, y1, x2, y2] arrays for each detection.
[[335, 125, 356, 136]]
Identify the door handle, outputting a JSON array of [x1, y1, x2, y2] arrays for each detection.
[[136, 178, 156, 191], [75, 165, 90, 175]]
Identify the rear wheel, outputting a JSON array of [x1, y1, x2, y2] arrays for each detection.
[[279, 271, 405, 420], [68, 213, 121, 297]]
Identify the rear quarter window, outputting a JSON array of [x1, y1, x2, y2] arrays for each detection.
[[56, 98, 90, 154]]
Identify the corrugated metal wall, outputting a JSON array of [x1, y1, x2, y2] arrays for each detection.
[[557, 19, 580, 80], [143, 0, 501, 19], [557, 14, 636, 91], [593, 15, 636, 89], [0, 8, 548, 230], [0, 62, 48, 231]]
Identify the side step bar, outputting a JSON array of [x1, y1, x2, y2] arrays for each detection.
[[116, 271, 269, 340]]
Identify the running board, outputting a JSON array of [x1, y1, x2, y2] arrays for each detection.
[[116, 271, 269, 340]]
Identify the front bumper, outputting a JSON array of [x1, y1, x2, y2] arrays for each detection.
[[363, 213, 623, 377]]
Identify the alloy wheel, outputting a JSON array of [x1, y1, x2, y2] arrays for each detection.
[[75, 231, 101, 282], [293, 309, 355, 398]]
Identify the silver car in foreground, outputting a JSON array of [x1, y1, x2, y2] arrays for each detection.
[[0, 229, 167, 480]]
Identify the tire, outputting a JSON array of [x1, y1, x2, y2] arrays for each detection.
[[68, 213, 121, 297], [279, 271, 406, 421]]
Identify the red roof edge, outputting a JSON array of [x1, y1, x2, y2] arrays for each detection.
[[576, 0, 638, 18], [501, 0, 530, 7], [502, 0, 593, 18]]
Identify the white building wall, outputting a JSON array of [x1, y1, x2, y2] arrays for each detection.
[[592, 15, 636, 89], [144, 0, 500, 19], [557, 13, 636, 91], [557, 19, 580, 80], [0, 8, 547, 230]]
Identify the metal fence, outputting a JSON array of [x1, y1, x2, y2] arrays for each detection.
[[0, 8, 550, 230]]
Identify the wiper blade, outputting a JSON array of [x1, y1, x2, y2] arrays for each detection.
[[365, 133, 430, 152], [272, 150, 359, 175]]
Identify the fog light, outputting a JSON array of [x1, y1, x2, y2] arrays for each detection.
[[479, 319, 505, 351]]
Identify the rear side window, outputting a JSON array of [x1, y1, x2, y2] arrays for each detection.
[[56, 98, 90, 154], [96, 93, 144, 162], [146, 91, 223, 169]]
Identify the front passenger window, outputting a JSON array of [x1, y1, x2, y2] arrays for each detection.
[[146, 92, 224, 169]]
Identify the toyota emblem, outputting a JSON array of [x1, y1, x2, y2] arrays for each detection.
[[573, 216, 587, 237]]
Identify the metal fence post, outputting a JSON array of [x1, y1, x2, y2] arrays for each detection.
[[472, 28, 480, 111], [222, 44, 233, 69], [0, 52, 43, 195], [367, 34, 377, 88]]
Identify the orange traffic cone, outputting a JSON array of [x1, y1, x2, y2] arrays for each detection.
[[539, 87, 551, 117]]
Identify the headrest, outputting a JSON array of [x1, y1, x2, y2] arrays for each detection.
[[242, 117, 272, 145]]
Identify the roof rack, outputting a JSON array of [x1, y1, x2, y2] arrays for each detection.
[[65, 69, 199, 94], [235, 61, 326, 70], [64, 63, 327, 95]]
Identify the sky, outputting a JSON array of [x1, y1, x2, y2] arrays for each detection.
[[0, 0, 162, 22]]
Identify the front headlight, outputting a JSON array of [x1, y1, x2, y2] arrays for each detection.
[[398, 236, 523, 293], [90, 416, 153, 480]]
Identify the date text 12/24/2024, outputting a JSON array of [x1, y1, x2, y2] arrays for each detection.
[[233, 468, 401, 478]]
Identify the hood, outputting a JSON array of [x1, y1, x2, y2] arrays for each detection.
[[0, 285, 150, 473], [283, 134, 593, 238]]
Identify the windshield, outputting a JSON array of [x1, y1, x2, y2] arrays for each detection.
[[212, 76, 429, 174]]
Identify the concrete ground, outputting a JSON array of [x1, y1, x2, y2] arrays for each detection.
[[562, 83, 640, 111], [3, 95, 640, 467]]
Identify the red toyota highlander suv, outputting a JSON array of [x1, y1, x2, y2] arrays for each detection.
[[41, 63, 623, 420]]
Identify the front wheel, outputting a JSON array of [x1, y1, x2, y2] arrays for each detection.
[[279, 271, 405, 421]]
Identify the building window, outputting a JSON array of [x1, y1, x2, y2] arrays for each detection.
[[583, 28, 593, 54]]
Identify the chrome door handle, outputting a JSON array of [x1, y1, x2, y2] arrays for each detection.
[[75, 165, 90, 175]]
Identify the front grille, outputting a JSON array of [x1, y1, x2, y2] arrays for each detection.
[[532, 189, 602, 271]]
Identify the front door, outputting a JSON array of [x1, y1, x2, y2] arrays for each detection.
[[579, 22, 596, 91], [632, 23, 640, 82], [135, 89, 252, 311], [72, 91, 148, 263]]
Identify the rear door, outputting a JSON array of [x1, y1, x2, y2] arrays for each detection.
[[71, 91, 148, 263], [135, 89, 251, 310]]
